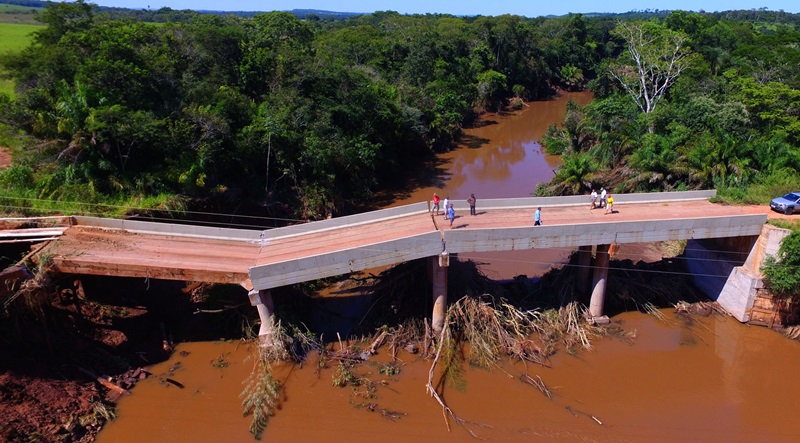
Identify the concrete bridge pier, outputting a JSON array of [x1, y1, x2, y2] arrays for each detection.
[[588, 244, 610, 324], [576, 245, 593, 295], [430, 252, 450, 335], [248, 289, 276, 347]]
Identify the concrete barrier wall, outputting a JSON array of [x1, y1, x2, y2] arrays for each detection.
[[72, 216, 264, 241], [445, 190, 717, 211], [258, 202, 429, 240], [249, 231, 444, 290], [73, 191, 715, 241], [443, 214, 766, 253], [73, 202, 430, 241]]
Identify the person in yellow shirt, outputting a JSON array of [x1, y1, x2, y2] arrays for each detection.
[[605, 194, 615, 214]]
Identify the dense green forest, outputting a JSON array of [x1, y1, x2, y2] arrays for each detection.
[[0, 1, 799, 221], [540, 10, 800, 203]]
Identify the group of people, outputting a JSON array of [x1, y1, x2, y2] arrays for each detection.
[[432, 192, 478, 229], [432, 186, 615, 230], [589, 187, 614, 214]]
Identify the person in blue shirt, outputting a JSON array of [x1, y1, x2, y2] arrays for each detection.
[[534, 207, 542, 226], [448, 204, 456, 228]]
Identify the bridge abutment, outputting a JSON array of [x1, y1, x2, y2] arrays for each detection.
[[430, 252, 449, 335], [249, 289, 276, 347], [589, 244, 610, 321]]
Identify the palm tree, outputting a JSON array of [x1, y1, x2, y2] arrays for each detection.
[[548, 151, 597, 195]]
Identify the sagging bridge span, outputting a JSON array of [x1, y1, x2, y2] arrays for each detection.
[[1, 190, 774, 343]]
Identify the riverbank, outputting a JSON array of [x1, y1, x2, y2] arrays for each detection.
[[0, 277, 237, 443]]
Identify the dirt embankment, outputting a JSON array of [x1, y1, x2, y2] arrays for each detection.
[[0, 275, 228, 443], [0, 146, 11, 169]]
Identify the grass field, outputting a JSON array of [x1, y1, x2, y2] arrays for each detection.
[[0, 4, 39, 13], [0, 22, 41, 97], [0, 3, 41, 25], [0, 22, 39, 52]]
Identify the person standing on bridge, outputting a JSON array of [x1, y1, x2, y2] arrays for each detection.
[[600, 187, 607, 208], [590, 189, 598, 209], [448, 204, 456, 228], [443, 196, 450, 220], [467, 193, 477, 216], [605, 194, 615, 215], [534, 207, 542, 226], [432, 193, 441, 215]]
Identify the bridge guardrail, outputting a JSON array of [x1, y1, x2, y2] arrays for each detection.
[[71, 216, 265, 241], [445, 190, 717, 211], [442, 212, 765, 253], [71, 201, 432, 241], [71, 190, 717, 241]]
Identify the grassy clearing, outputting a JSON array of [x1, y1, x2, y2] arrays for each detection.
[[0, 22, 41, 97], [714, 169, 800, 206], [0, 22, 39, 53], [0, 4, 40, 13], [768, 218, 800, 232], [0, 4, 41, 25]]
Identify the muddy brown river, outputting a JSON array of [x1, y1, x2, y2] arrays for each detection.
[[97, 93, 800, 443]]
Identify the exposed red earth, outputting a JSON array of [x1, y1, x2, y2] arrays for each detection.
[[0, 146, 12, 170]]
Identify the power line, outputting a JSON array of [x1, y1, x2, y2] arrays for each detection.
[[0, 196, 306, 225]]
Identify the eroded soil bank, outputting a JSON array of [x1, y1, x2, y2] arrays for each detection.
[[0, 276, 244, 443]]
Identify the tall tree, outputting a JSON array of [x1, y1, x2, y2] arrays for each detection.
[[609, 20, 695, 133]]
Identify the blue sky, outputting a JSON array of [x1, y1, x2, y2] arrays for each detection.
[[85, 0, 799, 16]]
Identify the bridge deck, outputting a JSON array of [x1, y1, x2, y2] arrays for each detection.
[[35, 198, 770, 288]]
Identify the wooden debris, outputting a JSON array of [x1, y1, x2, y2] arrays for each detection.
[[519, 373, 552, 400], [368, 331, 387, 354], [78, 367, 130, 400]]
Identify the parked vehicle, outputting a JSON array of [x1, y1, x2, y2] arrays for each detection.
[[770, 192, 800, 215]]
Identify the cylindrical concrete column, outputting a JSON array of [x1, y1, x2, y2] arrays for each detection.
[[589, 244, 610, 318], [248, 289, 276, 347], [430, 253, 449, 335], [576, 245, 593, 295]]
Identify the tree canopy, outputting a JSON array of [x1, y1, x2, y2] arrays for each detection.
[[2, 3, 800, 220]]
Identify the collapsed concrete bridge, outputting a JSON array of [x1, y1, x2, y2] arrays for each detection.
[[1, 190, 774, 344]]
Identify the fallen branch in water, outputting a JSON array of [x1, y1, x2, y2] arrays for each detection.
[[193, 303, 246, 314], [565, 405, 602, 425], [519, 373, 552, 400], [425, 313, 486, 438], [368, 330, 387, 354], [164, 377, 185, 389]]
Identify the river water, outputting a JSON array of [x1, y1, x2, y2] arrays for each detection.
[[97, 93, 800, 443]]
